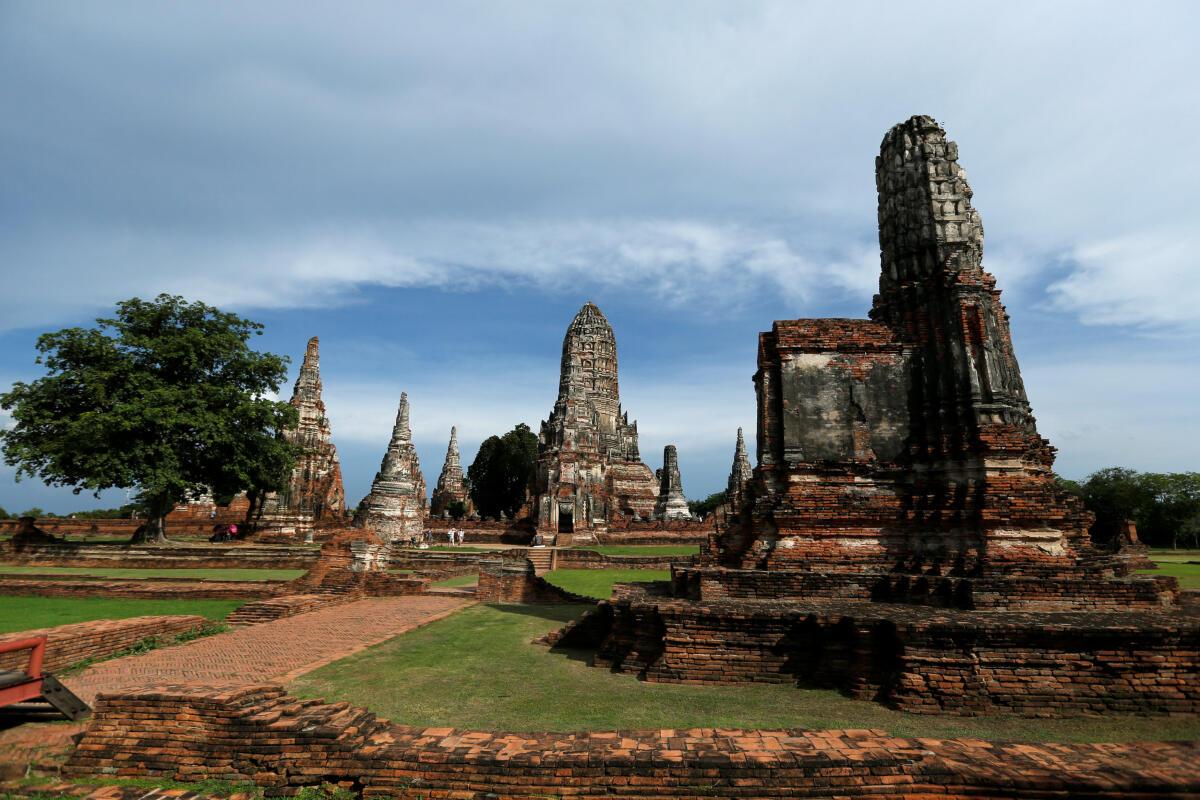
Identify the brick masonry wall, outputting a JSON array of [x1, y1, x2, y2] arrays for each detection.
[[0, 577, 278, 600], [588, 593, 1200, 716], [0, 541, 317, 570], [64, 683, 1200, 798], [0, 616, 209, 675], [476, 555, 591, 604], [555, 549, 694, 570], [224, 594, 349, 626]]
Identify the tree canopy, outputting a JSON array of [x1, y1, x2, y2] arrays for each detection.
[[467, 423, 538, 519], [0, 295, 298, 542], [1072, 467, 1200, 549], [688, 491, 726, 518]]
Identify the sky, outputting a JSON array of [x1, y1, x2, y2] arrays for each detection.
[[1, 1, 1197, 514]]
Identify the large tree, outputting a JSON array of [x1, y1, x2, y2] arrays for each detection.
[[467, 423, 538, 519], [0, 295, 298, 543]]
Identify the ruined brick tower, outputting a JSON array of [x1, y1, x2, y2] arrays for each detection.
[[725, 427, 753, 515], [257, 336, 347, 535], [430, 426, 472, 518], [654, 445, 691, 521], [693, 116, 1174, 610], [531, 302, 658, 540], [355, 392, 428, 543]]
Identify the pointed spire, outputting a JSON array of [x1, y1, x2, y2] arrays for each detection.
[[357, 391, 427, 541], [291, 336, 323, 406], [392, 392, 411, 444], [726, 427, 754, 514]]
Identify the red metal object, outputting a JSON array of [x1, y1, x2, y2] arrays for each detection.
[[0, 636, 48, 707]]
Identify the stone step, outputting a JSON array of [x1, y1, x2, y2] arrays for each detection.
[[526, 548, 554, 576]]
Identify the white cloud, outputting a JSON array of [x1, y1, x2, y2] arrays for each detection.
[[0, 221, 881, 331], [1048, 232, 1200, 331]]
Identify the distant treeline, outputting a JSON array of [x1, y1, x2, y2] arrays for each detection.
[[1058, 468, 1200, 549]]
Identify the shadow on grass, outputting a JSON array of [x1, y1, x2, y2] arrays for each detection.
[[482, 603, 591, 624]]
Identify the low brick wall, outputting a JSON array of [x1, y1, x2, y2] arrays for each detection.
[[64, 683, 1200, 798], [680, 564, 1178, 611], [0, 576, 279, 600], [385, 550, 482, 580], [585, 593, 1200, 716], [225, 594, 347, 626], [0, 615, 209, 675], [0, 541, 317, 570], [476, 555, 591, 604], [555, 549, 695, 570], [595, 530, 709, 546]]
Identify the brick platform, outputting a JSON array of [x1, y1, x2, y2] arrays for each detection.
[[0, 576, 280, 600], [569, 587, 1200, 716], [0, 616, 210, 675], [0, 540, 318, 570], [64, 683, 1200, 798]]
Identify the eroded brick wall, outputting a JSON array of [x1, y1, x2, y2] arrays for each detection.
[[64, 683, 1200, 798], [0, 616, 209, 675], [590, 595, 1200, 716], [0, 577, 278, 600]]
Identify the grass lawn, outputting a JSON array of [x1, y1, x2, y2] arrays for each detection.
[[576, 545, 699, 557], [289, 603, 1200, 742], [0, 566, 304, 581], [1140, 560, 1200, 589], [0, 596, 248, 633], [542, 568, 669, 598], [433, 573, 479, 588]]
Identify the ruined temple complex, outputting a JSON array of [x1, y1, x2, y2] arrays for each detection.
[[530, 303, 659, 539], [354, 392, 427, 543], [256, 336, 347, 534], [430, 426, 472, 518]]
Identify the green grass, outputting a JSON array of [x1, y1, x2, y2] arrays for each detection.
[[0, 596, 249, 633], [289, 603, 1200, 741], [1139, 560, 1200, 589], [576, 545, 699, 557], [1146, 553, 1200, 564], [0, 565, 304, 581], [542, 568, 670, 598], [433, 573, 479, 588]]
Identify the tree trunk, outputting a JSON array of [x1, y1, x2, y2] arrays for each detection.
[[129, 495, 172, 544], [244, 488, 262, 530]]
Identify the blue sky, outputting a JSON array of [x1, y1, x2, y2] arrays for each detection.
[[1, 2, 1197, 514]]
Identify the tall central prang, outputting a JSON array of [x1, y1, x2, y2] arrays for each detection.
[[531, 302, 658, 540]]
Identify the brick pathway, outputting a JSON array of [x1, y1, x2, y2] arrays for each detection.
[[65, 595, 470, 704]]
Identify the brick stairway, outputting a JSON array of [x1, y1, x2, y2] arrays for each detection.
[[526, 547, 554, 575]]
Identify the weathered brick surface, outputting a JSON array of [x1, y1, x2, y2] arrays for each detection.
[[60, 596, 469, 706], [0, 576, 279, 600], [585, 589, 1200, 716], [0, 615, 209, 674], [0, 540, 317, 570], [475, 553, 590, 604], [555, 548, 694, 570], [64, 683, 1200, 798], [224, 594, 349, 626]]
